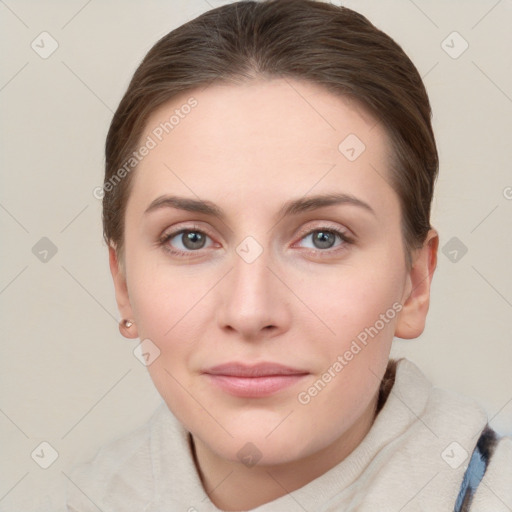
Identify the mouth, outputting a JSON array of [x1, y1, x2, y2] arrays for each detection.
[[202, 362, 310, 398]]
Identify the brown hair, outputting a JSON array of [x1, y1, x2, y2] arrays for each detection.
[[103, 0, 438, 268]]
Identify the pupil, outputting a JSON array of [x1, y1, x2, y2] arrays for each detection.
[[183, 231, 205, 249], [314, 231, 335, 249]]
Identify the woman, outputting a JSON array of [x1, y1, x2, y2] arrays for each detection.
[[65, 1, 511, 510]]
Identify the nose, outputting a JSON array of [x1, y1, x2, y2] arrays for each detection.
[[216, 242, 291, 341]]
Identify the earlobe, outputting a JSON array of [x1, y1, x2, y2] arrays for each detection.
[[109, 244, 139, 339], [395, 229, 439, 339]]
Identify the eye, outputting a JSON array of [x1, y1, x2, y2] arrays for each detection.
[[159, 226, 215, 256], [158, 224, 353, 258], [296, 227, 352, 252]]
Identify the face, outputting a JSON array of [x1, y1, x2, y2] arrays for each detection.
[[110, 78, 436, 468]]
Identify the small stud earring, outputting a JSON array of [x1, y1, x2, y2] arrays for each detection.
[[122, 319, 134, 328]]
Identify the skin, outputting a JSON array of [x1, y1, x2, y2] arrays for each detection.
[[109, 78, 438, 510]]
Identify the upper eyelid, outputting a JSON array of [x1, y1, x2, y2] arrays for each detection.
[[295, 221, 351, 237], [161, 222, 215, 240]]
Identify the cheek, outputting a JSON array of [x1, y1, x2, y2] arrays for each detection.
[[127, 255, 206, 339], [126, 256, 216, 357], [290, 263, 402, 438], [128, 268, 205, 418], [296, 259, 404, 346]]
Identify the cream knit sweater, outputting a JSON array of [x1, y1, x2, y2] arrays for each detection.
[[52, 359, 512, 511]]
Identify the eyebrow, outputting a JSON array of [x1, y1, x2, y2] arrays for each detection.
[[144, 192, 376, 219]]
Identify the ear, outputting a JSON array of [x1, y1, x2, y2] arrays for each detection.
[[395, 229, 439, 339], [109, 244, 139, 339]]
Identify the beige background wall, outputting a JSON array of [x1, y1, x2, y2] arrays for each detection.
[[1, 0, 511, 509]]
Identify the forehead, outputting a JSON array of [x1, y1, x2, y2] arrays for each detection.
[[128, 78, 397, 216]]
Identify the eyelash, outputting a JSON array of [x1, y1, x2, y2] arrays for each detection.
[[158, 224, 354, 258]]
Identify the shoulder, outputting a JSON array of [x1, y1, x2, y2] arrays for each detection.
[[392, 358, 489, 434], [470, 434, 512, 511], [65, 403, 172, 511], [391, 359, 512, 509], [362, 359, 503, 508]]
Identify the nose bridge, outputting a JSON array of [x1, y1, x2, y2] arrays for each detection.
[[216, 234, 289, 336], [231, 236, 276, 307]]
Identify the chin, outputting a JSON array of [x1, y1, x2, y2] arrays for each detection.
[[198, 420, 321, 466]]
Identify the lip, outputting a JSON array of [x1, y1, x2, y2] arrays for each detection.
[[202, 362, 309, 398]]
